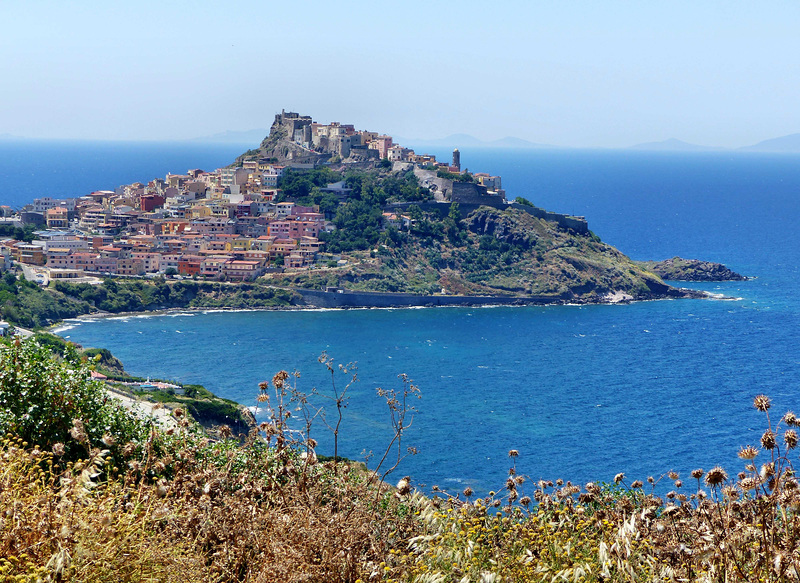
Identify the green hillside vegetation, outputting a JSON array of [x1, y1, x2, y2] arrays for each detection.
[[53, 279, 295, 312], [0, 276, 298, 329], [0, 271, 91, 327], [2, 340, 799, 581], [269, 205, 676, 302], [0, 274, 296, 329]]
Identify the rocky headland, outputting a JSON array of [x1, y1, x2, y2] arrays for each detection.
[[639, 257, 747, 282]]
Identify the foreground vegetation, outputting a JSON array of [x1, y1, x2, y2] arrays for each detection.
[[2, 338, 800, 581]]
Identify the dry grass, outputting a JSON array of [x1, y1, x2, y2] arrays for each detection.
[[3, 348, 800, 583], [0, 427, 423, 582]]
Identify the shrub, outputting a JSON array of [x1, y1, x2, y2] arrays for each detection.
[[0, 338, 146, 461]]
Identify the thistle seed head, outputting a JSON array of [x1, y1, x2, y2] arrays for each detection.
[[614, 473, 625, 484], [691, 469, 704, 480], [785, 429, 798, 449], [69, 419, 89, 446], [761, 429, 777, 450], [585, 482, 600, 495], [722, 486, 739, 500], [704, 466, 728, 487], [754, 394, 771, 412], [272, 370, 290, 389], [508, 449, 519, 458], [738, 445, 759, 460], [396, 476, 411, 495]]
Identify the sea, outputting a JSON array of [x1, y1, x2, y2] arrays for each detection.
[[3, 138, 800, 495]]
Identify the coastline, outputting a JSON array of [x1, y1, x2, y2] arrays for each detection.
[[48, 285, 718, 333]]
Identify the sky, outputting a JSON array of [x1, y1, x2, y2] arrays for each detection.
[[1, 0, 799, 148]]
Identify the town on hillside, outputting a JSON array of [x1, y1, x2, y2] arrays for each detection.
[[0, 111, 510, 283]]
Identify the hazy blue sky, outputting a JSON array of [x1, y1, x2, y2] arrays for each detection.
[[2, 1, 798, 147]]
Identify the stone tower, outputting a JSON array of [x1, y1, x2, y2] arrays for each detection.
[[452, 148, 461, 171]]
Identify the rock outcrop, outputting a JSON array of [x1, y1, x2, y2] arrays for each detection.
[[639, 257, 747, 282]]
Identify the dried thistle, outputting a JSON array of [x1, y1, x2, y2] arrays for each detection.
[[754, 394, 772, 412], [272, 370, 290, 389], [691, 469, 704, 480], [761, 429, 777, 450], [508, 449, 519, 458], [785, 429, 798, 449], [614, 473, 625, 484], [704, 466, 728, 487], [396, 476, 410, 496], [69, 419, 89, 446], [738, 445, 759, 460]]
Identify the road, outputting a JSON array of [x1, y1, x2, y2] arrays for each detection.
[[106, 386, 178, 429]]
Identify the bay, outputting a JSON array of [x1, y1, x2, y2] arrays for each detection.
[[28, 143, 800, 494], [3, 140, 798, 493]]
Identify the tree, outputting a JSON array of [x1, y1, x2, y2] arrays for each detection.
[[514, 196, 535, 207]]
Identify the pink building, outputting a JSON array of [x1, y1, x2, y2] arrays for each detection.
[[368, 135, 393, 159]]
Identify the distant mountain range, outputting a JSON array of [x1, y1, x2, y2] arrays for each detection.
[[5, 128, 800, 152], [738, 133, 800, 152], [630, 134, 800, 153]]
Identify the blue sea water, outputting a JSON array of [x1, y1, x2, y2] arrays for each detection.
[[0, 139, 250, 209], [4, 140, 800, 494]]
